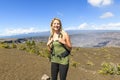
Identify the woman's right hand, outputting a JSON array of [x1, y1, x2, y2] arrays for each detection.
[[47, 38, 53, 52]]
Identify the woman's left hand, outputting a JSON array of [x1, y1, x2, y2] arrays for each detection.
[[58, 38, 66, 45]]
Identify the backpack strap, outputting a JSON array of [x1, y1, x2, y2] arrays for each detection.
[[49, 34, 53, 40], [58, 32, 63, 38], [60, 43, 70, 53]]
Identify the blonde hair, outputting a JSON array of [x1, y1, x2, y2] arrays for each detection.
[[50, 18, 63, 35]]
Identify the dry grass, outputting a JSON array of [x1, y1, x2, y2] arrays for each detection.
[[0, 43, 120, 80], [68, 47, 120, 80]]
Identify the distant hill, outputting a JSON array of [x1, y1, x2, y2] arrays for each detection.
[[1, 30, 119, 39], [0, 31, 50, 38], [0, 30, 120, 48], [71, 31, 120, 47]]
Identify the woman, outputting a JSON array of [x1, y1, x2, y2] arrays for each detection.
[[47, 18, 72, 80]]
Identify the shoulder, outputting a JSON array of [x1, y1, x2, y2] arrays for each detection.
[[61, 30, 69, 37], [48, 34, 53, 40]]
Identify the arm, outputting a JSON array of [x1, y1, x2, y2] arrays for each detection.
[[58, 32, 72, 57], [47, 37, 53, 51], [58, 32, 72, 51], [64, 32, 72, 51]]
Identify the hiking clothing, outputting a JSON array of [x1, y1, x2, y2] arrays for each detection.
[[51, 40, 69, 65], [51, 62, 69, 80]]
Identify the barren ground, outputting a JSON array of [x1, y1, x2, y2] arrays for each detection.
[[0, 47, 120, 80]]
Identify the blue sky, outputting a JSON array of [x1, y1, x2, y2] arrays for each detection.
[[0, 0, 120, 36]]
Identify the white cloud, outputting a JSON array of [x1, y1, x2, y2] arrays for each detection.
[[0, 27, 42, 36], [6, 28, 38, 34], [95, 22, 120, 30], [1, 22, 120, 37], [88, 0, 113, 7], [100, 12, 114, 19], [65, 23, 90, 30], [78, 23, 89, 29], [102, 0, 113, 6], [65, 22, 120, 30], [57, 12, 63, 17], [65, 27, 77, 30]]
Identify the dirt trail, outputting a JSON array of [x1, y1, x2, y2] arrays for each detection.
[[0, 48, 50, 80]]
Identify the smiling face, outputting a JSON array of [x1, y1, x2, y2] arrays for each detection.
[[50, 18, 62, 34], [52, 20, 61, 31]]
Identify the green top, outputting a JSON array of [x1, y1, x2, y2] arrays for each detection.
[[51, 41, 69, 65]]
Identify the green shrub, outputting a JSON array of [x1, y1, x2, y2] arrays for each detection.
[[11, 42, 17, 48], [117, 64, 120, 75], [98, 62, 116, 75], [71, 59, 80, 68], [1, 43, 10, 49], [17, 44, 26, 50]]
